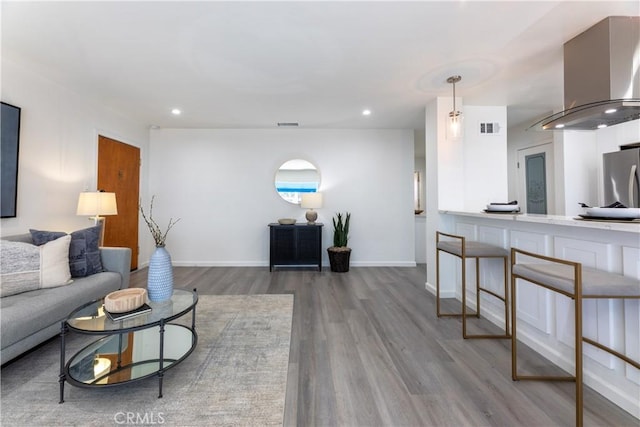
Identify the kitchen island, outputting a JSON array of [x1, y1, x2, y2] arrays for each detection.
[[434, 210, 639, 418]]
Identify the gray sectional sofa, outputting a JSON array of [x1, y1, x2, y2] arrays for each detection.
[[1, 233, 131, 364]]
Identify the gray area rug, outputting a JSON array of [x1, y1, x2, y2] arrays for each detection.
[[1, 294, 294, 426]]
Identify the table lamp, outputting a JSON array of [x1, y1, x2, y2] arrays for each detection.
[[300, 192, 323, 225], [93, 356, 112, 384], [77, 191, 118, 244]]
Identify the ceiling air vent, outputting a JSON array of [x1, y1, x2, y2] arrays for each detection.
[[479, 122, 501, 135], [277, 122, 299, 127]]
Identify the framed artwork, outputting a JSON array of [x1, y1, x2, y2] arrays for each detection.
[[1, 102, 21, 218]]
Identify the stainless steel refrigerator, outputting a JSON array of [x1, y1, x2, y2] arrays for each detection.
[[603, 147, 640, 208]]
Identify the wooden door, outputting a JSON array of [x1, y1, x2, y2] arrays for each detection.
[[98, 135, 140, 270]]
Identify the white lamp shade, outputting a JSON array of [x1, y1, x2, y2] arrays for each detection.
[[300, 192, 323, 209], [76, 192, 118, 216]]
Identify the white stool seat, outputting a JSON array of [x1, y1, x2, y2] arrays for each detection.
[[438, 241, 509, 258], [513, 263, 640, 298]]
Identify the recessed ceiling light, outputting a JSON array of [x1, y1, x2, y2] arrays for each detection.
[[362, 109, 372, 116], [597, 123, 607, 129], [555, 124, 565, 129], [171, 108, 181, 115], [604, 108, 617, 114]]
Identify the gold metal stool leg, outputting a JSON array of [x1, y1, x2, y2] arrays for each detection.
[[464, 254, 510, 339], [437, 231, 509, 339], [436, 232, 476, 319]]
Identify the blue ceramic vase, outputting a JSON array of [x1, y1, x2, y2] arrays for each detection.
[[147, 246, 174, 302]]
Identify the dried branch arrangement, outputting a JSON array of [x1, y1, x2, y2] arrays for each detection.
[[140, 195, 181, 247]]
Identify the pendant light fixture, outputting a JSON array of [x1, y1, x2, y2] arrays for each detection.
[[447, 75, 462, 138]]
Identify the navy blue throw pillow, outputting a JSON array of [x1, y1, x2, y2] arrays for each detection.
[[30, 229, 66, 244], [30, 224, 104, 278]]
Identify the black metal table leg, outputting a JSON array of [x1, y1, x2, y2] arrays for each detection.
[[158, 319, 165, 398], [58, 321, 67, 403], [117, 333, 124, 368]]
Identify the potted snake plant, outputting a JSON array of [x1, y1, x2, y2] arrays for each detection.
[[327, 212, 351, 272]]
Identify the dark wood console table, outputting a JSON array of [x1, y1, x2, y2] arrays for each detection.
[[268, 223, 323, 271]]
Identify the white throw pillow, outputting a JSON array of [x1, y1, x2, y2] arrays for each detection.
[[0, 240, 40, 297], [0, 236, 72, 297], [40, 234, 72, 288]]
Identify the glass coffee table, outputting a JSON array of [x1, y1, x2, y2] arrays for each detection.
[[58, 288, 198, 403]]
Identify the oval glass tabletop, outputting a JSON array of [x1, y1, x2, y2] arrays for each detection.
[[66, 324, 195, 385], [66, 289, 197, 333]]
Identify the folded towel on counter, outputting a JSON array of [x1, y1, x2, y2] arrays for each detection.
[[603, 201, 628, 208], [489, 200, 518, 205], [579, 201, 628, 208]]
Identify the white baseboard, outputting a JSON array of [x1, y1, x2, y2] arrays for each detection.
[[143, 261, 417, 268], [351, 261, 417, 267], [425, 281, 455, 297], [171, 261, 268, 267]]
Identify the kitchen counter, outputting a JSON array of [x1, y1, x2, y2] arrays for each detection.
[[434, 210, 639, 418], [440, 210, 640, 233]]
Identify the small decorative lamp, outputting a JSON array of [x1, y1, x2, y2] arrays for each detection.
[[77, 191, 118, 244], [93, 356, 112, 385], [300, 192, 323, 225]]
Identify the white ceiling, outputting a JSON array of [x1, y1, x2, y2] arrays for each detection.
[[2, 1, 638, 130]]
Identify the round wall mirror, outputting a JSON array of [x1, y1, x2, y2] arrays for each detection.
[[274, 159, 320, 204]]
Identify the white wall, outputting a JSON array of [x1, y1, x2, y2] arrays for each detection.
[[0, 56, 417, 268], [0, 58, 150, 240], [437, 104, 508, 212], [425, 98, 508, 292], [462, 106, 508, 210], [557, 131, 598, 216], [425, 98, 445, 290], [507, 118, 640, 215], [147, 128, 415, 267], [436, 97, 465, 211], [414, 130, 427, 264]]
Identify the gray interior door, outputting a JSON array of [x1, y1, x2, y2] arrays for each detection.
[[525, 153, 547, 214]]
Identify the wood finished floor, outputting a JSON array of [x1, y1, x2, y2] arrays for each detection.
[[131, 266, 637, 427]]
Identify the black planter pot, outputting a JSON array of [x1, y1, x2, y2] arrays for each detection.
[[327, 247, 351, 272]]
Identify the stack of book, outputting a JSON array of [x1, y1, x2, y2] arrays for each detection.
[[105, 303, 152, 321]]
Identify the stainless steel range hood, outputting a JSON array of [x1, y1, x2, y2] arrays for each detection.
[[530, 16, 640, 131]]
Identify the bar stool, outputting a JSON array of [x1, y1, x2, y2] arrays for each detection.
[[510, 248, 640, 427], [436, 231, 510, 339]]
